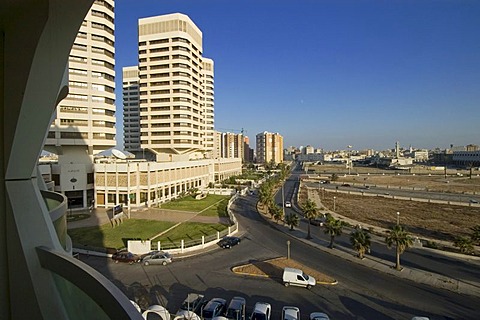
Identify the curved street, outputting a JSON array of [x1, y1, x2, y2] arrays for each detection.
[[82, 187, 480, 320]]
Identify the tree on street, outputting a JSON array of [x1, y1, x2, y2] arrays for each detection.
[[471, 225, 480, 245], [302, 199, 318, 239], [350, 226, 371, 259], [323, 214, 345, 249], [258, 181, 274, 212], [271, 204, 283, 223], [453, 236, 474, 254], [285, 213, 299, 231], [385, 225, 413, 271]]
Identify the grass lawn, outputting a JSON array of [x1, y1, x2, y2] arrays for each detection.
[[199, 197, 229, 217], [154, 222, 227, 246], [68, 219, 176, 249], [160, 194, 229, 214]]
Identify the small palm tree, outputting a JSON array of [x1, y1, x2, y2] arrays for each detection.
[[285, 214, 299, 231], [453, 236, 474, 254], [385, 225, 413, 271], [302, 199, 318, 239], [350, 227, 371, 259], [471, 225, 480, 245], [271, 205, 283, 223], [323, 215, 344, 249], [258, 181, 274, 212]]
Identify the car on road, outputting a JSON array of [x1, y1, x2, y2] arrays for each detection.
[[177, 293, 206, 315], [282, 306, 300, 320], [250, 302, 271, 320], [341, 183, 351, 187], [285, 201, 292, 208], [470, 199, 479, 204], [309, 312, 330, 320], [218, 236, 241, 249], [309, 217, 325, 226], [202, 298, 227, 320], [142, 251, 173, 266], [225, 296, 246, 320], [111, 251, 141, 264]]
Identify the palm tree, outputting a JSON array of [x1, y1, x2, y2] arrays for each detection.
[[323, 215, 344, 249], [471, 225, 480, 245], [258, 181, 274, 212], [271, 204, 283, 223], [453, 236, 474, 254], [285, 214, 299, 231], [385, 225, 413, 270], [350, 227, 371, 259], [302, 199, 318, 239]]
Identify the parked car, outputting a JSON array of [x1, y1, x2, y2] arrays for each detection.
[[309, 312, 330, 320], [142, 251, 172, 266], [226, 296, 246, 320], [112, 251, 141, 264], [202, 298, 227, 320], [282, 307, 300, 320], [218, 236, 241, 249], [250, 302, 271, 320], [177, 293, 206, 315], [284, 201, 292, 208]]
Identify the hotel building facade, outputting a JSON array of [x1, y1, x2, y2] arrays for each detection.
[[43, 0, 116, 208]]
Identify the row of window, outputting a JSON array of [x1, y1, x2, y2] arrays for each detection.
[[68, 81, 114, 93], [94, 0, 114, 13]]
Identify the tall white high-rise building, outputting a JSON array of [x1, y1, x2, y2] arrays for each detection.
[[43, 0, 115, 208], [136, 13, 214, 161]]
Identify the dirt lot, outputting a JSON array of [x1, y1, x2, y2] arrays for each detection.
[[232, 257, 337, 285], [307, 164, 480, 194], [299, 185, 479, 242]]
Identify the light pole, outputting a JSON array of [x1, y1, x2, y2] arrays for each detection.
[[333, 196, 336, 211], [396, 211, 400, 226], [287, 240, 291, 259], [347, 145, 352, 175]]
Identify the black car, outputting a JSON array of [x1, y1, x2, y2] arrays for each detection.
[[111, 251, 141, 264], [218, 236, 241, 249]]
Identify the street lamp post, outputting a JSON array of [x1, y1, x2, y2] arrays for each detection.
[[287, 240, 291, 259], [333, 196, 336, 211], [396, 211, 400, 226]]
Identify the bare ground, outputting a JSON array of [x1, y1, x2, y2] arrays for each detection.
[[299, 185, 480, 242]]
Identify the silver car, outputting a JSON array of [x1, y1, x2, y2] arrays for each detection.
[[142, 251, 172, 266]]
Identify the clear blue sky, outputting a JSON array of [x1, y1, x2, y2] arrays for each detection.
[[115, 0, 480, 151]]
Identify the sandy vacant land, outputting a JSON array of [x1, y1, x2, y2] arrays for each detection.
[[334, 174, 480, 194], [301, 186, 479, 242], [232, 257, 337, 285]]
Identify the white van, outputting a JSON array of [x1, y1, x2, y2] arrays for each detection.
[[282, 268, 316, 289]]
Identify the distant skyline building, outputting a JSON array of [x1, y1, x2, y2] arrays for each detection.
[[135, 13, 215, 161], [122, 66, 140, 151], [256, 131, 284, 164], [43, 0, 115, 208]]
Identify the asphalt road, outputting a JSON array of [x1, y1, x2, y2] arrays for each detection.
[[81, 190, 480, 320], [305, 182, 480, 204], [281, 175, 480, 285]]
